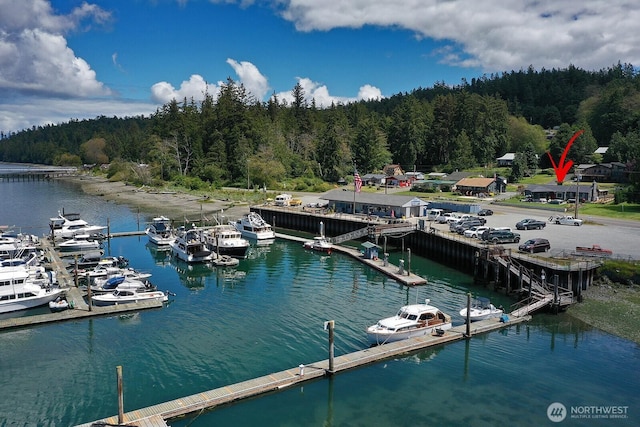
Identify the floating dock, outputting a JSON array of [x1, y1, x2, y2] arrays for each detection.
[[76, 315, 530, 427], [278, 233, 427, 286], [0, 236, 166, 332]]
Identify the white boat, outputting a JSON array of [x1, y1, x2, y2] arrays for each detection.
[[145, 216, 175, 246], [56, 234, 102, 252], [366, 299, 452, 345], [170, 226, 214, 263], [232, 212, 276, 241], [0, 269, 65, 314], [303, 236, 333, 254], [49, 296, 71, 312], [89, 275, 156, 294], [0, 230, 40, 260], [459, 297, 503, 322], [49, 212, 106, 239], [204, 224, 250, 258], [91, 288, 168, 306], [87, 267, 153, 291]]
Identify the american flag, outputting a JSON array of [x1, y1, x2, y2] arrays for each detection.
[[354, 170, 362, 193]]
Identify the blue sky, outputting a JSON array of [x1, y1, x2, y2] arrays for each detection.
[[1, 0, 640, 133]]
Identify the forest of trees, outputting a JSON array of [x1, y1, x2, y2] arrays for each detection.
[[1, 63, 640, 197]]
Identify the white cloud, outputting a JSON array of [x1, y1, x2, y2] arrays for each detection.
[[278, 0, 640, 72], [150, 74, 221, 104], [226, 58, 270, 100], [0, 0, 112, 97], [274, 77, 382, 107]]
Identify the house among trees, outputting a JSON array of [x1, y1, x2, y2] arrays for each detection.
[[405, 171, 425, 180], [386, 174, 414, 188], [383, 164, 404, 176], [361, 173, 387, 186], [496, 152, 516, 167], [575, 162, 627, 182], [453, 177, 498, 196], [524, 183, 600, 202]]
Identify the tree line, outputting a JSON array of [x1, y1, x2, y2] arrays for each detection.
[[1, 64, 639, 194]]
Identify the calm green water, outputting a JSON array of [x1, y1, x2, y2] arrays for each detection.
[[0, 174, 638, 426]]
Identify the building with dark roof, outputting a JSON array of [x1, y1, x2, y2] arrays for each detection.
[[321, 189, 429, 218]]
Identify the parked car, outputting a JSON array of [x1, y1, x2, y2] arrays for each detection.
[[437, 212, 459, 224], [464, 226, 490, 238], [515, 218, 546, 230], [477, 209, 493, 216], [519, 238, 550, 253], [453, 219, 484, 234], [456, 220, 481, 233], [481, 229, 521, 244]]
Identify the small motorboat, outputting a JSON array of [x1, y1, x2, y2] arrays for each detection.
[[49, 296, 71, 312], [459, 297, 503, 322], [91, 289, 169, 306], [367, 299, 452, 345], [303, 236, 333, 254], [211, 254, 240, 267]]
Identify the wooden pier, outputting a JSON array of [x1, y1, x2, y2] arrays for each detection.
[[277, 233, 427, 286], [76, 314, 530, 427]]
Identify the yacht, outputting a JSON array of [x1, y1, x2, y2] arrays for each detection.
[[145, 216, 175, 246], [231, 212, 276, 241], [366, 299, 452, 345], [49, 212, 106, 239], [0, 268, 65, 314], [170, 226, 214, 263], [56, 234, 102, 252], [204, 224, 250, 258]]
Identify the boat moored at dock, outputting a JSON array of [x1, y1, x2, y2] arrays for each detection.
[[0, 268, 66, 314], [91, 288, 169, 306], [232, 212, 276, 241], [170, 226, 214, 263], [459, 297, 503, 322], [145, 216, 175, 246], [366, 299, 452, 345]]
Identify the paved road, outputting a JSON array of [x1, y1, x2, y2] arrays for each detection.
[[430, 202, 640, 260]]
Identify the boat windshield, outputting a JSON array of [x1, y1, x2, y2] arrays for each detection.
[[396, 309, 418, 320]]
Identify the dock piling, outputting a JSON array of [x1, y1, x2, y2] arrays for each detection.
[[324, 320, 335, 375], [117, 366, 124, 424]]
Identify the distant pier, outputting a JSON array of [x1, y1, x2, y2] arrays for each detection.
[[0, 167, 77, 181]]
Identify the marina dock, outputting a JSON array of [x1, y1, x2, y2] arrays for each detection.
[[0, 235, 165, 332], [277, 233, 427, 286], [76, 314, 530, 427]]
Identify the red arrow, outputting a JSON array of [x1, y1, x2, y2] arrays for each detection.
[[547, 130, 583, 184]]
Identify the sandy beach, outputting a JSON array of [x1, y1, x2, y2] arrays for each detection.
[[65, 175, 252, 223]]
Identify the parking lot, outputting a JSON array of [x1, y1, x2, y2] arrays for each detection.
[[427, 204, 640, 260]]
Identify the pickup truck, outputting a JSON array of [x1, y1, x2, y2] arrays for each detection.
[[552, 215, 583, 226]]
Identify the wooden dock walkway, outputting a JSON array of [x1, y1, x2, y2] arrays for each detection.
[[76, 315, 529, 427], [0, 236, 166, 332], [277, 233, 427, 286]]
